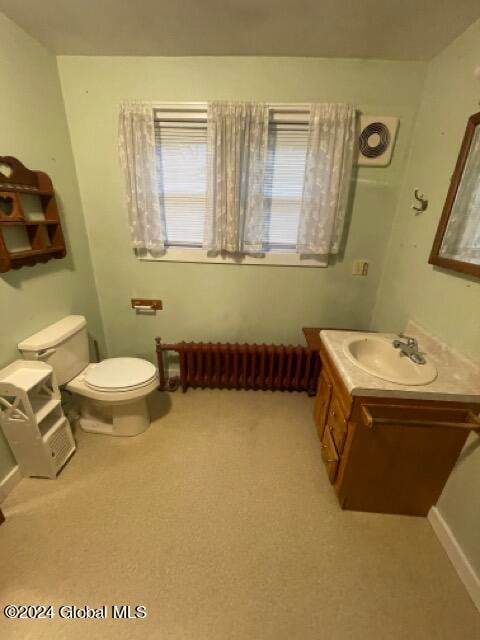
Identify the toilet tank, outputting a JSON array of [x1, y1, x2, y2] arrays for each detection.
[[18, 316, 90, 386]]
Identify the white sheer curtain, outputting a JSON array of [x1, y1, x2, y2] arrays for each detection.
[[441, 126, 480, 263], [118, 102, 166, 252], [205, 102, 269, 253], [297, 103, 356, 257]]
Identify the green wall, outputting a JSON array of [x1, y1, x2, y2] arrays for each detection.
[[0, 14, 105, 476], [372, 19, 480, 573], [57, 56, 425, 361]]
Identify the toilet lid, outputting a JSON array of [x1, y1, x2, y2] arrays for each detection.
[[85, 358, 157, 391]]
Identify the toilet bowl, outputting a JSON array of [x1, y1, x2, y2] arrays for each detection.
[[67, 358, 158, 436], [18, 316, 158, 437]]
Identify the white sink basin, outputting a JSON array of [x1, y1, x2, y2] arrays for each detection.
[[343, 334, 437, 386]]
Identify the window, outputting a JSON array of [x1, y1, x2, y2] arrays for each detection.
[[153, 107, 309, 253], [155, 121, 207, 247], [263, 122, 308, 250]]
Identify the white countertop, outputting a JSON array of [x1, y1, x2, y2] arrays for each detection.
[[320, 321, 480, 403]]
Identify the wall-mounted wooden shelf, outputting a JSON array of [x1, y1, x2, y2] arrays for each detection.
[[0, 156, 67, 273]]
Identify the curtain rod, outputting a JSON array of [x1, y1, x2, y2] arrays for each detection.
[[147, 101, 313, 112], [125, 101, 358, 113]]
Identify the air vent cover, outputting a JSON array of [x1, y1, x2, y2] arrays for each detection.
[[357, 116, 399, 166]]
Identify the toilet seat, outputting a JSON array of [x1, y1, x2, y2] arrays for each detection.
[[84, 358, 157, 392]]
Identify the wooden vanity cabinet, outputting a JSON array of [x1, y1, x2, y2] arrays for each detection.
[[314, 370, 332, 439], [314, 344, 480, 516]]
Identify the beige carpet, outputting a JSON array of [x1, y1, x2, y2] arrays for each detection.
[[1, 389, 479, 639]]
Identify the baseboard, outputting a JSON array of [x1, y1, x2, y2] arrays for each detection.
[[0, 465, 22, 503], [428, 506, 480, 612]]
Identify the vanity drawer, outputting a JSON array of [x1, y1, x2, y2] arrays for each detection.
[[314, 369, 332, 439], [321, 426, 339, 484], [327, 394, 348, 454]]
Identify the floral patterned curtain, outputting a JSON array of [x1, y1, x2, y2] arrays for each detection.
[[118, 102, 166, 252], [297, 103, 356, 256], [204, 102, 269, 253]]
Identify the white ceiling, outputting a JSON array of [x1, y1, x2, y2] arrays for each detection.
[[1, 0, 479, 60]]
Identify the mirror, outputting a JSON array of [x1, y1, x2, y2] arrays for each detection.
[[429, 112, 480, 277]]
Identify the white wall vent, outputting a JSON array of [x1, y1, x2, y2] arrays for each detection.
[[357, 116, 399, 166]]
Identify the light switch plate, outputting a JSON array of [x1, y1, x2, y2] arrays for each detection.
[[352, 260, 369, 276]]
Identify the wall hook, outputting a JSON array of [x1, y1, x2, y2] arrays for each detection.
[[412, 188, 428, 213]]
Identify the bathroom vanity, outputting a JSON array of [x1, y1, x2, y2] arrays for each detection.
[[311, 325, 480, 516]]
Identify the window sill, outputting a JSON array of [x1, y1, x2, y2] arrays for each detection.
[[136, 248, 328, 268]]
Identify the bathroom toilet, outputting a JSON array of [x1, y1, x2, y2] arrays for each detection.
[[18, 316, 158, 436]]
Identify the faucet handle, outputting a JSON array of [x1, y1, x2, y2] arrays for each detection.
[[398, 333, 418, 347]]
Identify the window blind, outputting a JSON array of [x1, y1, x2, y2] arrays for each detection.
[[263, 123, 308, 249], [154, 122, 207, 247], [154, 115, 308, 250]]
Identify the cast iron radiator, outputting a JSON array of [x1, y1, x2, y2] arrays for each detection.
[[155, 338, 319, 395]]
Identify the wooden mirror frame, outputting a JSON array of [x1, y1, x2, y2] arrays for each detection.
[[429, 111, 480, 278]]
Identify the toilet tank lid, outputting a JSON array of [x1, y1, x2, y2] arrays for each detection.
[[18, 316, 87, 351]]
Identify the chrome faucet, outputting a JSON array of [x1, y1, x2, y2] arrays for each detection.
[[392, 333, 427, 365]]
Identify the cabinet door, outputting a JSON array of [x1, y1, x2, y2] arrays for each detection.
[[338, 401, 475, 516], [321, 426, 339, 484], [314, 370, 332, 439]]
